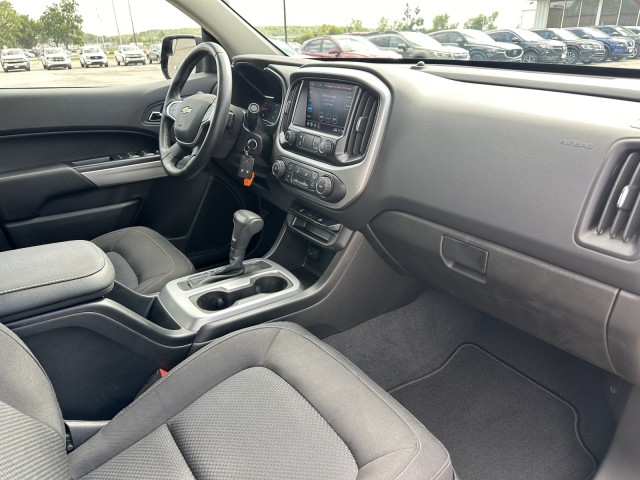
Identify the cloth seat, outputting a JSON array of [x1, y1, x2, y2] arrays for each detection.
[[92, 226, 194, 295], [0, 321, 454, 480]]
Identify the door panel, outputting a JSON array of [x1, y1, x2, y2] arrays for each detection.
[[0, 73, 248, 267]]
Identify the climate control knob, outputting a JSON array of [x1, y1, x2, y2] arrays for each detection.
[[284, 130, 297, 146], [316, 175, 333, 196], [318, 138, 333, 155], [271, 159, 286, 178]]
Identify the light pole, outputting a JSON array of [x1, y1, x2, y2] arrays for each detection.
[[111, 0, 122, 44], [127, 0, 138, 46], [283, 0, 288, 43]]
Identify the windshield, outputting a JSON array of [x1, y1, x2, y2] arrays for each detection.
[[461, 30, 496, 43], [2, 0, 640, 90], [401, 31, 445, 49], [514, 29, 544, 41], [550, 29, 579, 41], [617, 26, 636, 35], [3, 49, 23, 56], [581, 27, 611, 38], [335, 36, 380, 53]]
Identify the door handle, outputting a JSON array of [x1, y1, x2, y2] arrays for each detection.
[[148, 111, 162, 122]]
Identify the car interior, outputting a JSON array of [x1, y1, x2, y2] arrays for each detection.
[[1, 0, 640, 479]]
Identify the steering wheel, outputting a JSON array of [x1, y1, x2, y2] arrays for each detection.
[[159, 42, 232, 180]]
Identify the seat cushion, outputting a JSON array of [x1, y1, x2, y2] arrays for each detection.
[[92, 226, 194, 294], [69, 322, 453, 480]]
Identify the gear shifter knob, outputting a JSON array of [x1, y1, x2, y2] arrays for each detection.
[[230, 209, 264, 252], [224, 209, 263, 274]]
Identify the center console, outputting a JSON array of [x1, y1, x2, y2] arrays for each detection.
[[271, 67, 392, 209], [158, 258, 301, 334]]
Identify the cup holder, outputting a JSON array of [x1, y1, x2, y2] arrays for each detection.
[[196, 275, 289, 312]]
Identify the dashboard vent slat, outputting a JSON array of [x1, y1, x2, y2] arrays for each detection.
[[345, 89, 378, 158], [622, 193, 640, 242], [594, 152, 640, 242]]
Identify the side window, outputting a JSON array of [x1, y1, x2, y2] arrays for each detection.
[[490, 32, 505, 42], [388, 36, 405, 49], [370, 36, 389, 48], [305, 40, 322, 52], [0, 0, 198, 89], [450, 33, 464, 44], [320, 40, 337, 53], [431, 33, 447, 44], [537, 31, 552, 40]]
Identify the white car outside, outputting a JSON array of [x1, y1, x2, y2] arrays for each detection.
[[79, 46, 108, 68], [41, 48, 72, 70], [1, 48, 30, 72], [115, 45, 146, 66]]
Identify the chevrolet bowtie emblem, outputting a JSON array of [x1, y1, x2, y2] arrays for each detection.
[[181, 106, 192, 114]]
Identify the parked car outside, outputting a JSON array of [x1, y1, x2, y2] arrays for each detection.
[[147, 43, 162, 63], [115, 44, 146, 66], [590, 25, 640, 57], [22, 49, 38, 58], [367, 31, 469, 61], [429, 29, 523, 62], [486, 29, 567, 63], [79, 45, 108, 68], [623, 25, 640, 35], [1, 48, 30, 72], [565, 26, 635, 61], [40, 47, 72, 70], [269, 38, 300, 57], [300, 35, 401, 59], [532, 28, 606, 64]]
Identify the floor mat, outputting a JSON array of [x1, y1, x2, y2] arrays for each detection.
[[390, 344, 597, 480]]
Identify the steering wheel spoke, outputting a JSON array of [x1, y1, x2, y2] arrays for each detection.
[[164, 100, 183, 121], [159, 42, 231, 181]]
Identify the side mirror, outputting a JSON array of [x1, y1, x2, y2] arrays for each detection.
[[456, 40, 465, 47], [511, 38, 521, 44], [327, 48, 341, 56], [611, 32, 620, 36], [398, 43, 409, 51], [161, 35, 202, 79], [583, 35, 590, 39]]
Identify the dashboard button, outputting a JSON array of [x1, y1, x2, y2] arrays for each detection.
[[271, 159, 286, 178], [316, 176, 333, 196], [318, 138, 333, 155], [284, 130, 297, 146]]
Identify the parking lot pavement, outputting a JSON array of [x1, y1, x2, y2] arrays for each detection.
[[0, 59, 165, 88]]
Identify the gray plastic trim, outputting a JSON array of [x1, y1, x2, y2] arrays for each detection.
[[81, 159, 166, 186], [158, 258, 302, 331], [272, 67, 392, 209]]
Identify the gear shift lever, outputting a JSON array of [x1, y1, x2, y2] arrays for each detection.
[[223, 209, 264, 275], [184, 210, 263, 289]]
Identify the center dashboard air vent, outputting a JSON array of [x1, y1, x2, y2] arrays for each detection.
[[280, 82, 301, 135], [344, 89, 378, 159], [578, 149, 640, 258]]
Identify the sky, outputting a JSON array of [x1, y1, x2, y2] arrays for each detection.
[[11, 0, 538, 37]]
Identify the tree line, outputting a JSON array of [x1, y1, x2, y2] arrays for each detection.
[[0, 0, 82, 49], [263, 4, 500, 43]]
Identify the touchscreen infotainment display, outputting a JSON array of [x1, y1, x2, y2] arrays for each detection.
[[300, 81, 355, 135]]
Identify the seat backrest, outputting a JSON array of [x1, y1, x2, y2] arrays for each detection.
[[0, 322, 69, 479]]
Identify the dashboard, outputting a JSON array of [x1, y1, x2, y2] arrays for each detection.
[[231, 54, 640, 387]]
